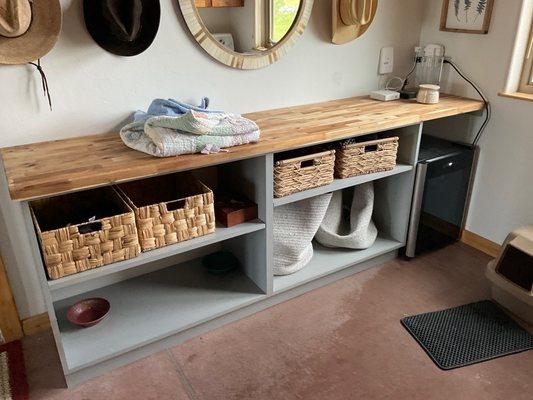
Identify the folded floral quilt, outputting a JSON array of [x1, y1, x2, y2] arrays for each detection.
[[120, 98, 260, 157]]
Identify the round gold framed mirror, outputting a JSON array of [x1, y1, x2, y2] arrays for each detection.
[[178, 0, 314, 69]]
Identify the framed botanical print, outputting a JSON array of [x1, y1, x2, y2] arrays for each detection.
[[440, 0, 494, 34]]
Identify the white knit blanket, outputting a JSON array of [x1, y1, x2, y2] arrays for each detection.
[[273, 193, 332, 276], [315, 183, 378, 249], [120, 110, 260, 157]]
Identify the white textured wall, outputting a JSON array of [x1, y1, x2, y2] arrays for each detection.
[[0, 0, 424, 147], [420, 0, 533, 244], [0, 0, 425, 317]]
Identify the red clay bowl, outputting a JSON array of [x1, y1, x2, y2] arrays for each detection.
[[67, 298, 110, 328]]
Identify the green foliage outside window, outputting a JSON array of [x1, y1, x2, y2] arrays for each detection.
[[271, 0, 299, 42]]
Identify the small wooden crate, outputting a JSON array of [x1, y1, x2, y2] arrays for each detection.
[[274, 150, 335, 198], [30, 187, 141, 280], [335, 136, 399, 179], [116, 173, 216, 251], [215, 193, 258, 228]]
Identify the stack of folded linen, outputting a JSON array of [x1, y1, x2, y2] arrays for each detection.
[[120, 97, 260, 157]]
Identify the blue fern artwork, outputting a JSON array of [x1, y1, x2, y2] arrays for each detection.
[[464, 0, 472, 22], [454, 0, 461, 21], [475, 0, 487, 22], [445, 0, 490, 30]]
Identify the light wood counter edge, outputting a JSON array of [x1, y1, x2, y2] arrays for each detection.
[[0, 95, 485, 202]]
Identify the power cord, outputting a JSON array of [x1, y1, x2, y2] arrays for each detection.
[[400, 55, 421, 91], [444, 59, 491, 147], [385, 76, 405, 91]]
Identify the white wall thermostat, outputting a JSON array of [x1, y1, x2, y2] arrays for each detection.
[[370, 90, 400, 102], [378, 46, 394, 75]]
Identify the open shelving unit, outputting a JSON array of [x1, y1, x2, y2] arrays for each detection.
[[0, 94, 485, 387], [48, 220, 266, 301], [18, 123, 423, 387], [54, 257, 265, 373]]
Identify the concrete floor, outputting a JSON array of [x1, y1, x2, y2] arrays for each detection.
[[24, 243, 533, 400]]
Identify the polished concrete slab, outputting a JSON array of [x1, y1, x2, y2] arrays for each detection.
[[23, 243, 533, 400]]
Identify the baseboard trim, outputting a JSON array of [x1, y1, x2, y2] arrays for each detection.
[[22, 313, 50, 336], [461, 230, 501, 258]]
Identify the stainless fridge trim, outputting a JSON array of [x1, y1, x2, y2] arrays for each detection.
[[405, 162, 428, 258], [459, 144, 480, 236]]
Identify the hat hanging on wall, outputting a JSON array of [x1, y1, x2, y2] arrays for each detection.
[[83, 0, 161, 57], [0, 0, 62, 64], [332, 0, 378, 44]]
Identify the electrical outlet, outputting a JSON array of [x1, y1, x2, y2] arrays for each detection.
[[212, 33, 235, 51], [379, 46, 394, 75]]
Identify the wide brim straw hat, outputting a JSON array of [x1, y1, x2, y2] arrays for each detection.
[[332, 0, 378, 45], [0, 0, 62, 64]]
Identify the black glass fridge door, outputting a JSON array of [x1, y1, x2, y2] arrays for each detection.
[[416, 150, 474, 254]]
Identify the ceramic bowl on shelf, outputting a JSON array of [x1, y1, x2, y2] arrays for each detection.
[[202, 251, 239, 275], [67, 298, 110, 328]]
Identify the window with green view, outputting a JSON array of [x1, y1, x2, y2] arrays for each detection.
[[270, 0, 299, 43]]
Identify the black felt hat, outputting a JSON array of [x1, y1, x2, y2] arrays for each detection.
[[83, 0, 160, 56]]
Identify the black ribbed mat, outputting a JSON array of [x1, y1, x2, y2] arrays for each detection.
[[401, 300, 533, 370]]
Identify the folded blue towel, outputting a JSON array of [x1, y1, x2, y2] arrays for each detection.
[[121, 97, 260, 157], [134, 97, 222, 122]]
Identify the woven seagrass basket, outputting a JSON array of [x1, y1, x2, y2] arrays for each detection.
[[117, 173, 216, 251], [335, 136, 399, 179], [30, 187, 141, 280], [274, 150, 335, 198]]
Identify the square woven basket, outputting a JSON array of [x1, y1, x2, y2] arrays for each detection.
[[30, 187, 141, 280], [274, 149, 335, 198], [335, 136, 399, 179], [116, 173, 216, 252]]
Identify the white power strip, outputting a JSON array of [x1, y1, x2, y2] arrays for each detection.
[[370, 90, 400, 101]]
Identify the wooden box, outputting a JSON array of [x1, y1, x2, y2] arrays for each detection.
[[215, 194, 258, 227]]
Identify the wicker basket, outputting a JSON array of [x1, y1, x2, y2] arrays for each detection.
[[335, 136, 399, 179], [117, 173, 216, 251], [30, 187, 141, 280], [274, 150, 335, 198]]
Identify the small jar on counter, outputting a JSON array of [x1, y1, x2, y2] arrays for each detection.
[[417, 84, 440, 104]]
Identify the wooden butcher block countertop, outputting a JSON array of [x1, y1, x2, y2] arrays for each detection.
[[1, 95, 484, 201]]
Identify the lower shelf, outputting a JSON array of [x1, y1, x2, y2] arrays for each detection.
[[273, 237, 404, 293], [54, 258, 265, 373], [53, 236, 403, 374], [48, 220, 266, 300]]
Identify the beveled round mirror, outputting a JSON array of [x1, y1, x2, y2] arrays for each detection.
[[178, 0, 313, 69]]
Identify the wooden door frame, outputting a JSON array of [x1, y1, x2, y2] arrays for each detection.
[[0, 253, 23, 344], [518, 22, 533, 94]]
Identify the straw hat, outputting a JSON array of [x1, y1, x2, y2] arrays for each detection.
[[83, 0, 161, 57], [0, 0, 62, 64], [332, 0, 378, 45]]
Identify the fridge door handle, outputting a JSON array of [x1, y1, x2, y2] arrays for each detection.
[[405, 162, 428, 258]]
